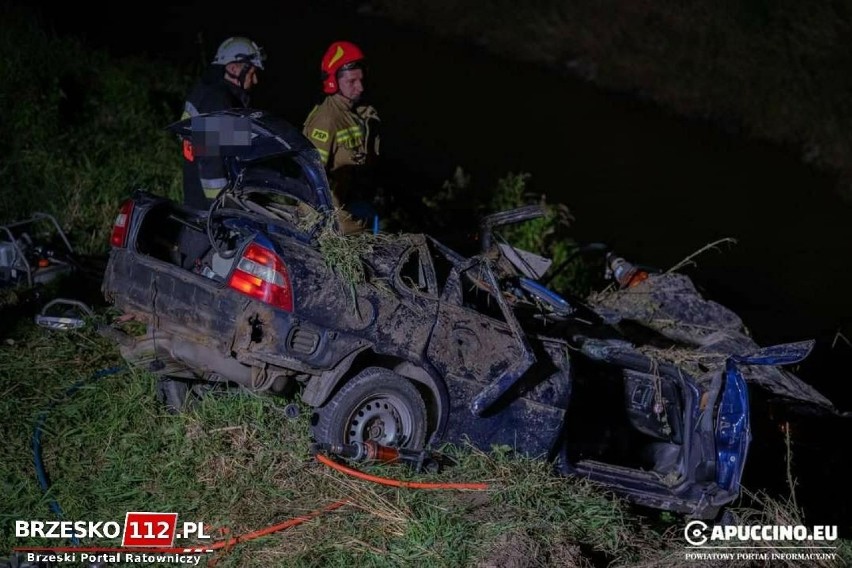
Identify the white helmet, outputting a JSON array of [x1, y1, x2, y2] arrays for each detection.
[[212, 37, 266, 70]]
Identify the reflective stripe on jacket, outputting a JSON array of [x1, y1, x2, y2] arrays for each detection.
[[181, 66, 250, 209], [303, 95, 380, 174]]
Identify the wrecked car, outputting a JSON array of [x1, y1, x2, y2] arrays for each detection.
[[100, 109, 830, 519]]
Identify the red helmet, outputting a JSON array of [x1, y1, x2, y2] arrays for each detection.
[[321, 41, 365, 94]]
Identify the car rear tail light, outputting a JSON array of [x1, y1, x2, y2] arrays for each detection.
[[228, 242, 293, 312], [110, 199, 135, 248]]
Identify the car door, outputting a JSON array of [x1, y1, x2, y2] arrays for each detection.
[[426, 259, 535, 416]]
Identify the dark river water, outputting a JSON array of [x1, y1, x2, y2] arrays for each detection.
[[26, 0, 851, 531]]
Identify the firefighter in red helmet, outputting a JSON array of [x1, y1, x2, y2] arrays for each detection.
[[303, 40, 381, 233]]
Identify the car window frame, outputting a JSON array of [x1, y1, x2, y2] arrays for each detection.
[[395, 244, 439, 299]]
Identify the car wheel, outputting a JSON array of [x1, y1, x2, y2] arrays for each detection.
[[312, 367, 428, 449]]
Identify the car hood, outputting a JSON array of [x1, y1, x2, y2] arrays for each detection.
[[167, 109, 333, 211], [589, 272, 835, 410]]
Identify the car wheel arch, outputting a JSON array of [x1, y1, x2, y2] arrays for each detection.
[[392, 361, 449, 445], [303, 351, 447, 445], [301, 348, 366, 408], [311, 366, 430, 449]]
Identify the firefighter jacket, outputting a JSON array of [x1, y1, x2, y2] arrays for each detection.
[[180, 66, 250, 210], [303, 95, 380, 205]]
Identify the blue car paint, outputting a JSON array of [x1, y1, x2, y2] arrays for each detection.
[[250, 232, 277, 254], [731, 340, 815, 367], [715, 340, 814, 493], [716, 359, 751, 492], [518, 277, 574, 315]]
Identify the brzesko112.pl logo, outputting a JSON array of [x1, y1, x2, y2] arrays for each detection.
[[14, 512, 214, 565], [15, 513, 211, 544]]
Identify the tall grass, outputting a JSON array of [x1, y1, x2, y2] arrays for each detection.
[[0, 321, 662, 566], [372, 0, 852, 198], [0, 4, 189, 255], [6, 323, 848, 565]]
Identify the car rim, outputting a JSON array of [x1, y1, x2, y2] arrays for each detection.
[[345, 393, 415, 447]]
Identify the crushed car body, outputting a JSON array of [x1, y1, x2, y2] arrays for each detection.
[[588, 271, 834, 409], [100, 109, 832, 519]]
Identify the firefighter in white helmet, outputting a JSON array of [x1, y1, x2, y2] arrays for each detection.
[[180, 36, 266, 209]]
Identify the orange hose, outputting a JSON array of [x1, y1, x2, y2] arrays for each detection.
[[315, 452, 490, 491], [206, 452, 488, 563], [208, 499, 349, 552]]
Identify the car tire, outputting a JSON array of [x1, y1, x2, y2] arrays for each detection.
[[312, 367, 428, 449]]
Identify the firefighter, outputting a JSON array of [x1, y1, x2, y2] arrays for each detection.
[[303, 41, 380, 232], [181, 36, 266, 210]]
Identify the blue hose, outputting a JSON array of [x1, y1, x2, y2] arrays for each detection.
[[31, 365, 125, 546]]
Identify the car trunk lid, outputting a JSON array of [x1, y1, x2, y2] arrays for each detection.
[[166, 109, 334, 213]]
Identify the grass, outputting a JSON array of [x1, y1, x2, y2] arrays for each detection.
[[0, 3, 189, 256], [316, 219, 390, 289], [4, 326, 849, 566], [0, 322, 686, 566]]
